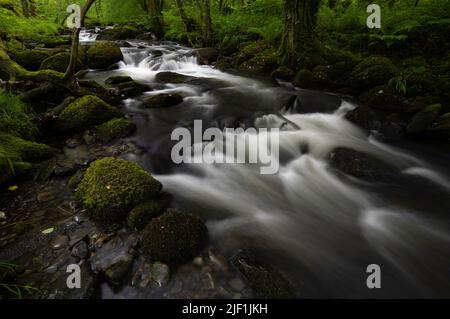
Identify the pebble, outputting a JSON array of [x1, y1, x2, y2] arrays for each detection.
[[228, 277, 246, 292], [37, 192, 56, 203], [152, 262, 171, 287], [50, 235, 69, 250], [0, 211, 6, 220]]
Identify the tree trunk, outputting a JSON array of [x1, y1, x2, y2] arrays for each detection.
[[280, 0, 320, 65], [64, 0, 97, 80], [198, 0, 213, 46], [21, 0, 30, 18], [146, 0, 164, 39]]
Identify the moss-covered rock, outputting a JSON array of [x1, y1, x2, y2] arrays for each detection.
[[270, 66, 295, 81], [358, 85, 403, 112], [142, 93, 183, 109], [141, 209, 208, 264], [56, 95, 122, 133], [238, 49, 279, 74], [428, 113, 450, 139], [67, 169, 86, 192], [350, 56, 398, 92], [127, 194, 171, 230], [195, 48, 219, 65], [40, 52, 82, 73], [0, 134, 53, 162], [232, 251, 295, 299], [76, 157, 163, 224], [406, 104, 442, 135], [94, 118, 136, 142], [294, 69, 314, 88], [15, 49, 51, 71], [87, 41, 124, 69]]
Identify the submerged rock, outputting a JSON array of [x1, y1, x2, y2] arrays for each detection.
[[195, 48, 219, 65], [142, 93, 183, 108], [345, 105, 378, 133], [56, 95, 122, 133], [329, 147, 397, 182], [117, 81, 151, 97], [87, 41, 124, 69], [105, 75, 133, 85], [76, 157, 162, 224], [141, 209, 208, 264], [231, 251, 295, 299], [155, 72, 198, 84]]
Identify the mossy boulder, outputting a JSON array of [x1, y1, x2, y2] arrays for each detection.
[[15, 50, 51, 71], [238, 49, 279, 74], [142, 93, 183, 109], [127, 194, 171, 230], [40, 52, 82, 73], [94, 118, 136, 142], [294, 69, 314, 88], [0, 134, 53, 162], [406, 104, 442, 135], [87, 41, 124, 69], [232, 251, 295, 299], [350, 56, 398, 92], [195, 48, 219, 65], [56, 95, 122, 133], [155, 72, 197, 84], [76, 157, 163, 224], [428, 113, 450, 139], [270, 66, 295, 81], [141, 209, 208, 264], [67, 169, 86, 192], [358, 85, 403, 112]]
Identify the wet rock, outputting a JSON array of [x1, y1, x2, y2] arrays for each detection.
[[67, 169, 86, 193], [71, 240, 89, 260], [406, 104, 442, 135], [87, 41, 124, 69], [151, 262, 170, 287], [345, 105, 378, 133], [37, 191, 56, 203], [82, 130, 96, 145], [271, 66, 295, 81], [50, 235, 69, 250], [228, 277, 246, 292], [76, 157, 162, 224], [141, 209, 208, 264], [195, 48, 219, 65], [294, 69, 313, 88], [117, 81, 151, 97], [98, 25, 141, 40], [104, 253, 134, 283], [105, 75, 133, 85], [142, 93, 183, 109], [0, 211, 6, 220], [329, 148, 397, 182], [14, 49, 51, 71], [232, 251, 294, 299], [155, 72, 198, 84]]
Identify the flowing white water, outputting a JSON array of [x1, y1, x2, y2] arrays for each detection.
[[87, 37, 450, 297]]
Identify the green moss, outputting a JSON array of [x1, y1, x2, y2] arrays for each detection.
[[57, 95, 122, 133], [294, 69, 314, 88], [95, 118, 136, 143], [76, 157, 162, 224], [358, 85, 403, 112], [350, 56, 398, 92], [0, 134, 53, 162], [238, 49, 279, 74], [40, 52, 75, 73], [406, 104, 442, 135], [141, 209, 208, 264], [87, 41, 124, 69], [14, 50, 51, 71], [0, 90, 37, 139], [127, 198, 168, 230]]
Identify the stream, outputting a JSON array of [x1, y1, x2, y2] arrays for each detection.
[[38, 31, 450, 298]]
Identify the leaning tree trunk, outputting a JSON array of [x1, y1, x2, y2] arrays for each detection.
[[279, 0, 320, 65], [64, 0, 97, 80]]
